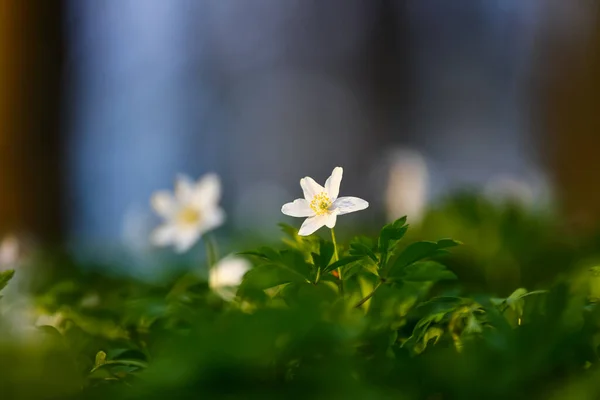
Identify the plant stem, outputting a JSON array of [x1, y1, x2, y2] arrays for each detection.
[[354, 281, 382, 309], [205, 234, 217, 269], [331, 228, 340, 262], [314, 266, 321, 285], [331, 228, 343, 294]]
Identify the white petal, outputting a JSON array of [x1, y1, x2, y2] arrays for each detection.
[[300, 177, 325, 201], [173, 228, 201, 253], [213, 287, 237, 302], [332, 196, 369, 215], [0, 236, 19, 266], [200, 207, 226, 233], [151, 191, 177, 218], [281, 199, 314, 217], [325, 167, 343, 200], [298, 215, 328, 236], [209, 256, 251, 289], [194, 173, 221, 208], [150, 224, 177, 246], [325, 212, 338, 228], [175, 175, 195, 203]]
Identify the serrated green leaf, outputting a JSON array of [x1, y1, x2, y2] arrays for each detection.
[[398, 261, 457, 282], [259, 246, 281, 261], [349, 242, 378, 263], [279, 249, 312, 278], [0, 269, 15, 292], [322, 255, 365, 274], [312, 240, 334, 269], [388, 241, 438, 273], [387, 239, 460, 277], [239, 262, 307, 296], [393, 216, 408, 227], [506, 288, 529, 305], [378, 220, 409, 254], [278, 223, 299, 239]]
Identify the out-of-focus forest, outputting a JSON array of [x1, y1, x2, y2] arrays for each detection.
[[4, 3, 600, 400], [0, 0, 599, 248]]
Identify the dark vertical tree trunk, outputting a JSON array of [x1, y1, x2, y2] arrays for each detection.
[[0, 0, 65, 241], [535, 3, 600, 229]]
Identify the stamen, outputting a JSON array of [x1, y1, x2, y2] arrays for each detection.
[[177, 207, 201, 225], [310, 192, 332, 216]]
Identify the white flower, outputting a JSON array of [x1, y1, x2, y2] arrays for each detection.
[[385, 149, 429, 224], [281, 167, 369, 236], [150, 173, 225, 253], [483, 175, 535, 207], [209, 255, 251, 301], [35, 311, 65, 330], [0, 235, 20, 271]]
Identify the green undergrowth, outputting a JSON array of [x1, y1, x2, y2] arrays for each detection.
[[2, 195, 600, 399]]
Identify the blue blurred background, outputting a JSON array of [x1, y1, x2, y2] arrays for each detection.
[[0, 0, 598, 253]]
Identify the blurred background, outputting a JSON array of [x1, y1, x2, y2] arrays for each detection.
[[1, 0, 599, 253]]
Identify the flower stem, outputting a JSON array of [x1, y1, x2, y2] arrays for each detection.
[[330, 228, 343, 294], [331, 228, 340, 262], [205, 234, 218, 269], [354, 281, 382, 309], [314, 266, 321, 285]]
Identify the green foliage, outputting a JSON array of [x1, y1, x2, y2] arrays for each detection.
[[0, 269, 15, 293], [6, 201, 600, 399]]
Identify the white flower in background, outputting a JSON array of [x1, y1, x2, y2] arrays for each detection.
[[385, 149, 429, 224], [209, 255, 251, 301], [35, 311, 65, 330], [0, 235, 20, 271], [281, 167, 368, 236], [151, 173, 225, 253], [483, 176, 535, 207]]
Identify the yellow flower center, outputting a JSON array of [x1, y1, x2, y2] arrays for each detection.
[[310, 192, 332, 216], [177, 207, 201, 225]]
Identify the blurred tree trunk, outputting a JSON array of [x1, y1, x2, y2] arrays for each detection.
[[0, 0, 64, 241], [534, 2, 600, 229]]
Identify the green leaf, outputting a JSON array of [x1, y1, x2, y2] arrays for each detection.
[[347, 236, 377, 263], [378, 217, 409, 254], [312, 239, 334, 270], [239, 263, 306, 296], [0, 269, 15, 292], [389, 241, 438, 272], [259, 246, 281, 261], [237, 250, 270, 260], [349, 242, 378, 263], [278, 223, 299, 239], [322, 255, 365, 274], [398, 261, 457, 282], [95, 351, 107, 367], [279, 253, 311, 282], [437, 238, 462, 248], [91, 358, 148, 374], [387, 239, 461, 276], [506, 288, 529, 305]]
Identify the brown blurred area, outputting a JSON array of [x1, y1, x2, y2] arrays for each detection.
[[0, 0, 65, 241], [537, 3, 600, 230], [1, 1, 600, 243]]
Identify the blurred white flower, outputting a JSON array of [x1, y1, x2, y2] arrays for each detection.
[[35, 311, 65, 330], [80, 292, 100, 308], [151, 173, 225, 253], [483, 176, 535, 207], [209, 255, 251, 301], [0, 235, 20, 271], [281, 167, 368, 236], [385, 150, 429, 224]]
